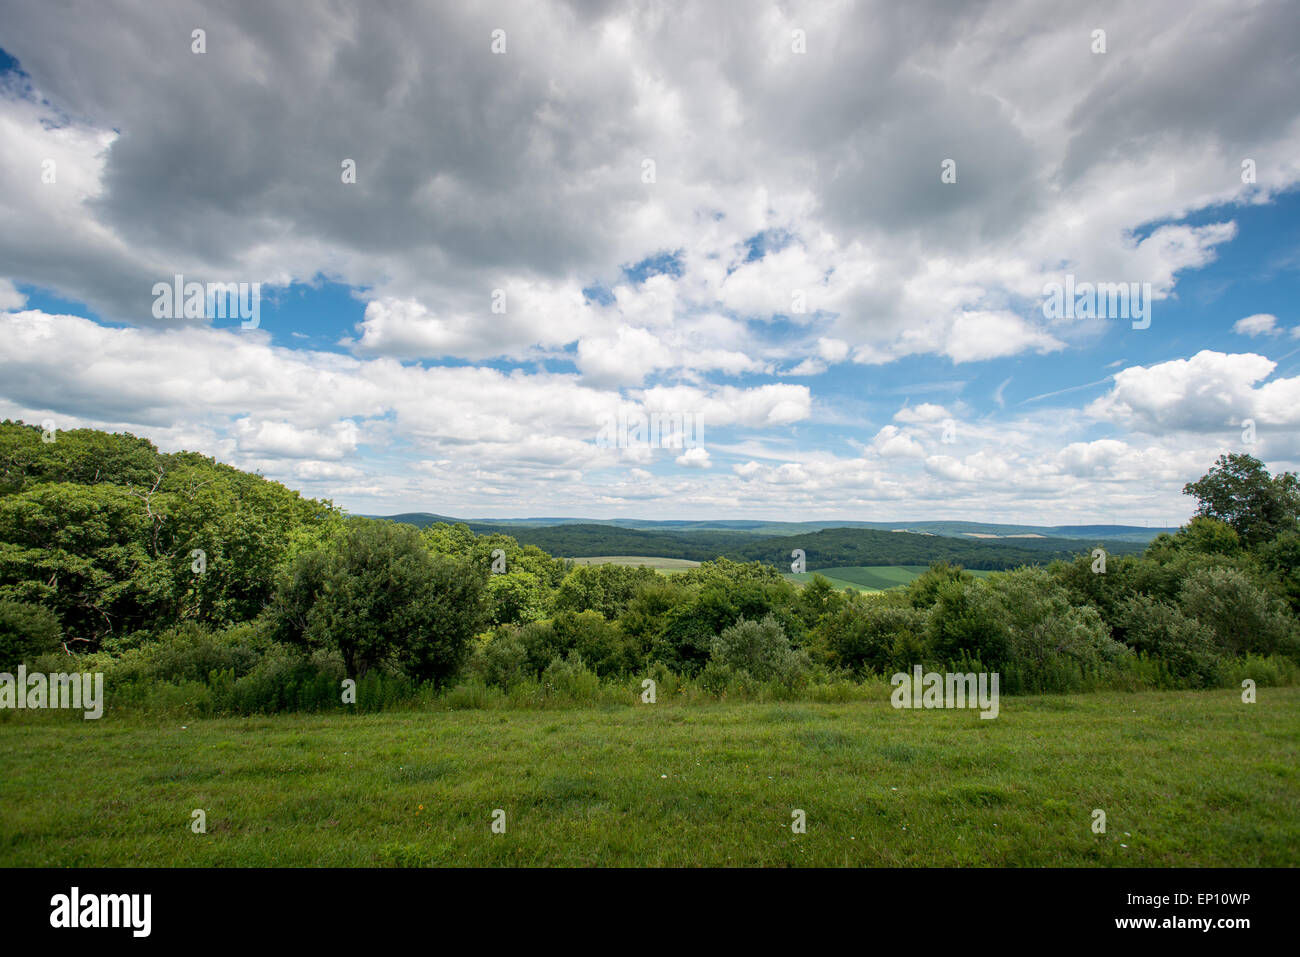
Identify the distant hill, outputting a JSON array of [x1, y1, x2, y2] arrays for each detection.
[[373, 513, 1148, 571], [371, 513, 1174, 544]]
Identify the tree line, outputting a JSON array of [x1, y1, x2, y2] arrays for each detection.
[[1, 419, 1296, 711]]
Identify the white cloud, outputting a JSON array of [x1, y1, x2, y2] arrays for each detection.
[[676, 447, 711, 469], [945, 311, 1065, 364], [0, 280, 27, 312], [1088, 350, 1300, 433], [894, 403, 950, 424], [1233, 313, 1281, 336]]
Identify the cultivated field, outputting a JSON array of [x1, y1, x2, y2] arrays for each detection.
[[569, 555, 702, 571], [1, 687, 1294, 867], [784, 565, 998, 591]]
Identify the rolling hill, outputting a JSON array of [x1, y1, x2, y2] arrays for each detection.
[[376, 514, 1146, 571]]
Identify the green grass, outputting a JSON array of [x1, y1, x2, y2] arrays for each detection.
[[570, 555, 702, 571], [1, 687, 1296, 866], [785, 565, 998, 591]]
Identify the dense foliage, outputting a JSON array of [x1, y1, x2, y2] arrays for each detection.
[[1, 419, 1296, 713], [423, 520, 1145, 570]]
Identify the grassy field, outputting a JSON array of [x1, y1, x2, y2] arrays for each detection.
[[566, 558, 999, 589], [570, 555, 702, 571], [1, 687, 1295, 866], [785, 565, 998, 591]]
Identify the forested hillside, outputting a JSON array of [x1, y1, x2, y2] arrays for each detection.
[[0, 420, 341, 650], [383, 516, 1144, 569]]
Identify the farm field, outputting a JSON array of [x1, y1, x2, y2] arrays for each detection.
[[785, 565, 998, 591], [1, 687, 1294, 867], [569, 555, 701, 571]]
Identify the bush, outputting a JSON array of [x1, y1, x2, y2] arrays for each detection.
[[819, 595, 925, 676], [711, 615, 810, 685], [650, 604, 718, 676], [513, 620, 561, 675], [539, 654, 602, 700], [0, 600, 63, 668], [984, 567, 1129, 693], [1177, 566, 1299, 659], [467, 631, 531, 688], [108, 621, 266, 684], [552, 610, 630, 677], [1115, 594, 1220, 686], [925, 580, 1009, 669]]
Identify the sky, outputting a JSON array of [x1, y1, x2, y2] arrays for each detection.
[[1, 0, 1298, 524]]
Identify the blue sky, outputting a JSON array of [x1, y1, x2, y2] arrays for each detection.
[[1, 1, 1298, 523]]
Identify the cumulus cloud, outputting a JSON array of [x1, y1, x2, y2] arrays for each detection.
[[894, 403, 951, 424], [1088, 350, 1300, 433], [0, 280, 27, 311], [2, 2, 1299, 520], [0, 0, 1294, 370], [1233, 313, 1281, 336], [675, 447, 711, 468]]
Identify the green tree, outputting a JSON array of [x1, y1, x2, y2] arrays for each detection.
[[0, 482, 171, 645], [1183, 453, 1300, 548], [553, 563, 657, 619], [984, 566, 1128, 691], [925, 579, 1009, 668], [904, 560, 973, 609], [819, 593, 924, 676], [272, 519, 486, 682]]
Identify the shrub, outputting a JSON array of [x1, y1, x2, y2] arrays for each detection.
[[108, 621, 265, 684], [711, 615, 810, 685], [984, 566, 1129, 693], [513, 620, 561, 675], [1115, 594, 1220, 686], [1177, 565, 1299, 659], [819, 595, 925, 676], [925, 579, 1009, 669], [467, 631, 530, 688], [650, 604, 718, 676], [539, 654, 602, 700], [0, 600, 63, 668], [552, 610, 630, 677]]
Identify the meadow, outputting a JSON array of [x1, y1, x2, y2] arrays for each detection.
[[1, 686, 1295, 867], [784, 565, 997, 591], [569, 555, 702, 571], [568, 557, 1005, 591]]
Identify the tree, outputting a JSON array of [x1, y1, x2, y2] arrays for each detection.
[[1257, 530, 1300, 615], [925, 579, 1009, 668], [984, 566, 1128, 692], [0, 482, 171, 645], [819, 594, 924, 676], [271, 519, 486, 683], [905, 561, 972, 609], [553, 563, 657, 619], [1183, 453, 1300, 548]]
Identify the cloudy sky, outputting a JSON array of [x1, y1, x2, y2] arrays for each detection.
[[1, 0, 1298, 523]]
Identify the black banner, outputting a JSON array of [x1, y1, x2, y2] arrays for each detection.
[[0, 867, 1279, 944]]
